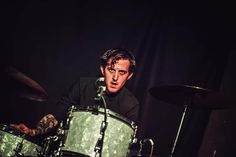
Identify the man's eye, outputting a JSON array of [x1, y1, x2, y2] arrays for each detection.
[[108, 68, 115, 73], [119, 71, 126, 75]]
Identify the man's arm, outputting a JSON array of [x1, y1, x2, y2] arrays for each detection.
[[11, 114, 58, 136]]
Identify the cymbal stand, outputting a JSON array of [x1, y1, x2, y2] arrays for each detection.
[[169, 96, 192, 157]]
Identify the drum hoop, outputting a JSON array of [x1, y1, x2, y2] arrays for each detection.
[[0, 123, 24, 137], [72, 106, 137, 129], [0, 124, 37, 144], [0, 124, 41, 156]]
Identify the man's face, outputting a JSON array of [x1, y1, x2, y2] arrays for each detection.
[[100, 59, 133, 94]]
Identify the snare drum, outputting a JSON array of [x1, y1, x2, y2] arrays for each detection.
[[61, 107, 137, 157], [0, 124, 41, 156]]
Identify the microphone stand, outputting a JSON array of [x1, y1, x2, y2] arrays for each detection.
[[94, 86, 108, 157]]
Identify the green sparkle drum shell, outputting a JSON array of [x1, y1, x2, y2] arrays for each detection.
[[0, 124, 41, 156], [62, 107, 137, 157]]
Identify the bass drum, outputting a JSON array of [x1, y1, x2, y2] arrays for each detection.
[[61, 107, 137, 157], [0, 124, 41, 156]]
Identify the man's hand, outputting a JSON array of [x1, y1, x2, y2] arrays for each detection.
[[10, 123, 31, 135]]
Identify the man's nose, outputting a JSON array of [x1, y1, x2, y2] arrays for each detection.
[[113, 71, 119, 81]]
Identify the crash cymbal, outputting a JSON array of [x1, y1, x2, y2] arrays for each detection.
[[5, 66, 48, 102], [149, 85, 235, 109]]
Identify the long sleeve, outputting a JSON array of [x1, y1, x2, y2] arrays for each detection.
[[30, 80, 82, 136], [29, 114, 58, 136], [53, 79, 81, 121]]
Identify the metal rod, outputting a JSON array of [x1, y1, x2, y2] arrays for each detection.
[[169, 100, 189, 157]]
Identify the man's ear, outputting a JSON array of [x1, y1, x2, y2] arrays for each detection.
[[100, 66, 104, 75], [127, 72, 133, 80]]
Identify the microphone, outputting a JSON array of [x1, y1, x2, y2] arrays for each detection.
[[94, 77, 106, 101]]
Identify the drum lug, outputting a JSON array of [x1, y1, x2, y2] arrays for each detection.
[[64, 106, 76, 130], [14, 135, 25, 157], [39, 135, 57, 156], [131, 124, 138, 144], [14, 142, 24, 156]]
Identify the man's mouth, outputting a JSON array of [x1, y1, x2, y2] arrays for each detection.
[[111, 81, 117, 84], [110, 82, 118, 87]]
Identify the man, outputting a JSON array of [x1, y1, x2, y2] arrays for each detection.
[[11, 48, 139, 137]]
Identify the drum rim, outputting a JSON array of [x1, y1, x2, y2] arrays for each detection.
[[0, 124, 42, 156], [0, 123, 24, 136], [71, 106, 137, 128], [0, 123, 38, 143], [61, 150, 90, 157]]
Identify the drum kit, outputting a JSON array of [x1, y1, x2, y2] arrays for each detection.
[[1, 67, 235, 157], [0, 67, 141, 157]]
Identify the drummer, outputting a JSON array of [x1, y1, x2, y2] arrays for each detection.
[[11, 48, 140, 137]]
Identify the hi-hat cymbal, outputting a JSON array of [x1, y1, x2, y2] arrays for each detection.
[[5, 66, 48, 102], [149, 85, 236, 109]]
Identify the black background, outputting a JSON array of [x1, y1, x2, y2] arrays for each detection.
[[1, 1, 236, 157]]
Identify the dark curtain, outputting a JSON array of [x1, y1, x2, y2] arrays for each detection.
[[1, 1, 235, 157], [198, 51, 236, 157]]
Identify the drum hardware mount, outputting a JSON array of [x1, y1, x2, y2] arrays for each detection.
[[64, 105, 77, 129], [14, 136, 25, 157], [38, 135, 61, 157], [130, 124, 138, 145], [128, 124, 138, 156], [94, 91, 108, 157], [53, 122, 67, 156], [94, 120, 108, 155], [39, 121, 66, 157], [137, 139, 154, 157]]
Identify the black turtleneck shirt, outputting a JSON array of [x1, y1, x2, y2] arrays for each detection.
[[54, 77, 139, 124]]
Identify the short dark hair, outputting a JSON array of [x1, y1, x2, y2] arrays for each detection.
[[100, 48, 136, 73]]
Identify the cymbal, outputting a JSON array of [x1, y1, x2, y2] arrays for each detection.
[[149, 85, 236, 109], [5, 66, 48, 102]]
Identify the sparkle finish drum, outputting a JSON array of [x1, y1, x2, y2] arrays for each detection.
[[61, 107, 137, 157], [0, 124, 41, 156]]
